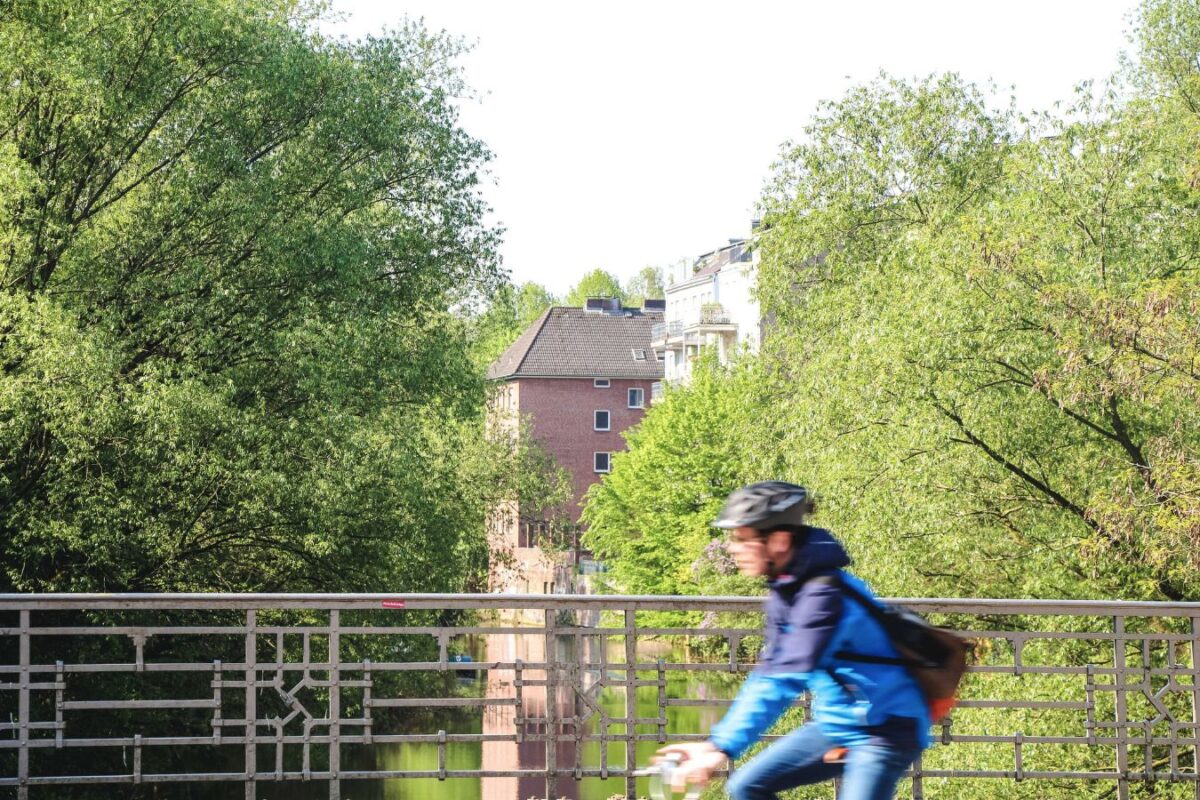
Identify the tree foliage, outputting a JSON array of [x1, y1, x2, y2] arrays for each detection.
[[624, 265, 666, 306], [586, 7, 1200, 792], [564, 267, 626, 307], [585, 0, 1200, 608], [0, 0, 520, 593], [582, 353, 779, 600], [469, 280, 557, 368], [754, 54, 1200, 602]]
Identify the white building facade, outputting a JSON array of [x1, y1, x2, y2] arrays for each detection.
[[650, 235, 761, 398]]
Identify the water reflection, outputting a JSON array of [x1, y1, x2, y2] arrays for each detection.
[[482, 629, 733, 800], [295, 627, 735, 800]]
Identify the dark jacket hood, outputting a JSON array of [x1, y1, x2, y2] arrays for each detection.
[[767, 527, 851, 593]]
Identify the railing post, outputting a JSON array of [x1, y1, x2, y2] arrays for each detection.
[[328, 609, 341, 800], [625, 606, 637, 800], [544, 606, 558, 800], [17, 609, 29, 800], [1114, 616, 1129, 800], [1192, 616, 1200, 800], [245, 609, 257, 800], [655, 658, 666, 744]]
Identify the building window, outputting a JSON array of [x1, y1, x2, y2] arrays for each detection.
[[594, 410, 610, 431], [631, 348, 647, 361], [594, 452, 611, 473], [628, 388, 644, 408], [593, 378, 610, 388]]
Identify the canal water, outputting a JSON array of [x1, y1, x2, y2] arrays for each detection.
[[276, 631, 738, 800]]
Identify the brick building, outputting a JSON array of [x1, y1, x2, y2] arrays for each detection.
[[486, 298, 664, 593]]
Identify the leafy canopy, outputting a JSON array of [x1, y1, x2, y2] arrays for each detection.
[[624, 265, 666, 306], [0, 0, 526, 593], [469, 281, 558, 369], [564, 268, 626, 307], [585, 0, 1200, 605], [582, 353, 781, 600]]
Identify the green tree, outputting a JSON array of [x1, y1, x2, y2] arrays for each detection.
[[624, 265, 666, 306], [0, 0, 511, 593], [564, 267, 625, 307], [582, 354, 783, 601], [514, 281, 558, 322], [583, 4, 1200, 796], [470, 281, 557, 368], [755, 57, 1200, 602]]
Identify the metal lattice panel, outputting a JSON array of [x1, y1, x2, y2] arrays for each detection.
[[0, 593, 1197, 799]]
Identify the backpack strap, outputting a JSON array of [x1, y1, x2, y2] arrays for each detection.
[[812, 571, 928, 670]]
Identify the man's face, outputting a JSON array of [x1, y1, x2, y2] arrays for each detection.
[[727, 526, 793, 577]]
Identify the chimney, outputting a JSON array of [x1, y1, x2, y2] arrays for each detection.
[[584, 297, 620, 313]]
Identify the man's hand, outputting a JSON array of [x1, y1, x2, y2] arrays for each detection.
[[653, 741, 728, 792]]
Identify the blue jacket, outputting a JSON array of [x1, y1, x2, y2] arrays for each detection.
[[709, 528, 930, 759]]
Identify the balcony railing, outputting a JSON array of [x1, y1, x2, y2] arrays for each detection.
[[1, 593, 1198, 799], [653, 310, 734, 344], [650, 320, 683, 342], [696, 305, 732, 325]]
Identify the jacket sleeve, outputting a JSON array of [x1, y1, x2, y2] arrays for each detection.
[[708, 672, 808, 759], [708, 580, 844, 760]]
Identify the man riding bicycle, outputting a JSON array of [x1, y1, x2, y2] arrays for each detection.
[[655, 481, 928, 800]]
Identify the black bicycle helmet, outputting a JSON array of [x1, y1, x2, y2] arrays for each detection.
[[711, 481, 813, 531]]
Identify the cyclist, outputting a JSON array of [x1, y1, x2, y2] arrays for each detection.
[[654, 481, 928, 800]]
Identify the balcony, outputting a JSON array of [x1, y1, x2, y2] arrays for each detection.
[[650, 320, 683, 348], [697, 304, 732, 325], [652, 305, 736, 350], [653, 307, 739, 369]]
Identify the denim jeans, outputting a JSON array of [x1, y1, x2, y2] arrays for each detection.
[[724, 724, 921, 800]]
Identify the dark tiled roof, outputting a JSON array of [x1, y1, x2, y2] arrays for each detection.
[[487, 307, 664, 380]]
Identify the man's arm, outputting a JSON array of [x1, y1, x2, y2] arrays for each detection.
[[708, 580, 844, 760], [709, 672, 808, 759]]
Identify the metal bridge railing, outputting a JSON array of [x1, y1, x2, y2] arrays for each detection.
[[0, 593, 1199, 799]]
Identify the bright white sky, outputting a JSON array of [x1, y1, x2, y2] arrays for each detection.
[[323, 1, 1137, 297]]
